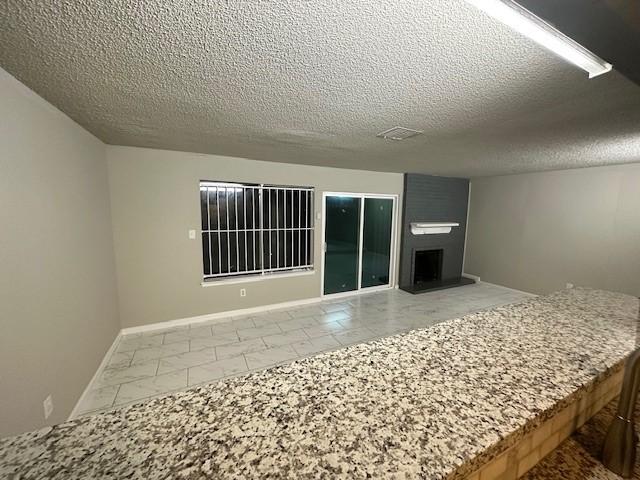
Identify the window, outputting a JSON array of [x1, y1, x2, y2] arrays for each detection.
[[200, 181, 314, 281]]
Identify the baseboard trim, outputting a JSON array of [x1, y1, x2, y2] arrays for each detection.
[[462, 272, 481, 282], [462, 272, 536, 297], [120, 296, 324, 336], [68, 331, 121, 421], [483, 281, 536, 297]]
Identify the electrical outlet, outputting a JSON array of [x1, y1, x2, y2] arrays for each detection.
[[566, 283, 574, 289], [43, 395, 54, 419], [240, 288, 246, 297], [188, 229, 196, 240]]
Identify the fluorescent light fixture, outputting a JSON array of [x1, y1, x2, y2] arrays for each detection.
[[466, 0, 612, 78]]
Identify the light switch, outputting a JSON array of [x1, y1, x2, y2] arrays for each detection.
[[188, 229, 196, 240], [316, 212, 321, 220]]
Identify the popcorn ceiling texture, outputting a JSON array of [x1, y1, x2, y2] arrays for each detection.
[[1, 0, 640, 177]]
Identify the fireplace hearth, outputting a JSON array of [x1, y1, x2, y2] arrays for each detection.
[[400, 247, 474, 294]]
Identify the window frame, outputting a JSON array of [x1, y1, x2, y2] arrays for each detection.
[[200, 180, 315, 283]]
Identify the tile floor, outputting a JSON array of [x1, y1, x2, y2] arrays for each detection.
[[76, 283, 534, 416]]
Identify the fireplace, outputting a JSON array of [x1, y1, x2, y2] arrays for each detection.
[[413, 248, 443, 286], [402, 246, 473, 293]]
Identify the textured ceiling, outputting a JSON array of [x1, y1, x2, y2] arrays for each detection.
[[1, 0, 640, 177]]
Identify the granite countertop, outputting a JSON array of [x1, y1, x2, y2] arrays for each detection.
[[1, 288, 638, 479]]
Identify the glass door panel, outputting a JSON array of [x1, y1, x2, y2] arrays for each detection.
[[361, 198, 393, 288], [323, 196, 361, 295]]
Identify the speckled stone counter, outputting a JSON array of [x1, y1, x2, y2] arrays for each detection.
[[1, 288, 638, 479]]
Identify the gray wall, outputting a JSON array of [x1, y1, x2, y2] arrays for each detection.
[[465, 164, 640, 296], [0, 69, 120, 437], [399, 174, 470, 288], [107, 146, 404, 328]]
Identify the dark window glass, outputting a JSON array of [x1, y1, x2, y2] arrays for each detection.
[[205, 188, 215, 231], [202, 233, 211, 275], [227, 189, 237, 231], [306, 226, 313, 265], [219, 232, 229, 274], [200, 189, 209, 231], [253, 188, 260, 229], [323, 196, 360, 294], [361, 198, 393, 288], [237, 189, 246, 230], [245, 188, 254, 230], [245, 231, 255, 272], [292, 190, 300, 229], [268, 231, 277, 270], [277, 190, 285, 229], [211, 233, 220, 274], [277, 230, 285, 269], [292, 230, 300, 267], [229, 232, 239, 272], [284, 190, 292, 229], [218, 188, 227, 230], [238, 233, 247, 272], [200, 182, 313, 279]]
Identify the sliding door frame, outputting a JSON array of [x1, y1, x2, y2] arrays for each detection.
[[320, 191, 399, 298]]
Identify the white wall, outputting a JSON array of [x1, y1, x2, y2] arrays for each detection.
[[107, 146, 404, 328], [465, 164, 640, 296], [0, 69, 120, 437]]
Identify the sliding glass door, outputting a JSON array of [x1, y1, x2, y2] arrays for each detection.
[[324, 196, 361, 295], [361, 198, 394, 288], [323, 194, 395, 295]]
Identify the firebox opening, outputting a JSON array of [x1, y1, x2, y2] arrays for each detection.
[[413, 249, 443, 286]]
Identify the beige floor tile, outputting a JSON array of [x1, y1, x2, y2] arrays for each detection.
[[244, 345, 298, 370], [215, 338, 267, 360], [188, 356, 248, 386], [91, 284, 531, 411], [237, 323, 282, 341], [131, 341, 190, 363], [115, 370, 188, 405], [190, 332, 240, 351], [157, 348, 216, 375], [262, 329, 309, 348], [292, 335, 341, 357], [96, 359, 159, 387]]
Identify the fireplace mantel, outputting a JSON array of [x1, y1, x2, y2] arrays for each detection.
[[410, 222, 459, 235]]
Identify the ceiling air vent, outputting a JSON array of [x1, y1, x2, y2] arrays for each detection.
[[376, 126, 423, 141]]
